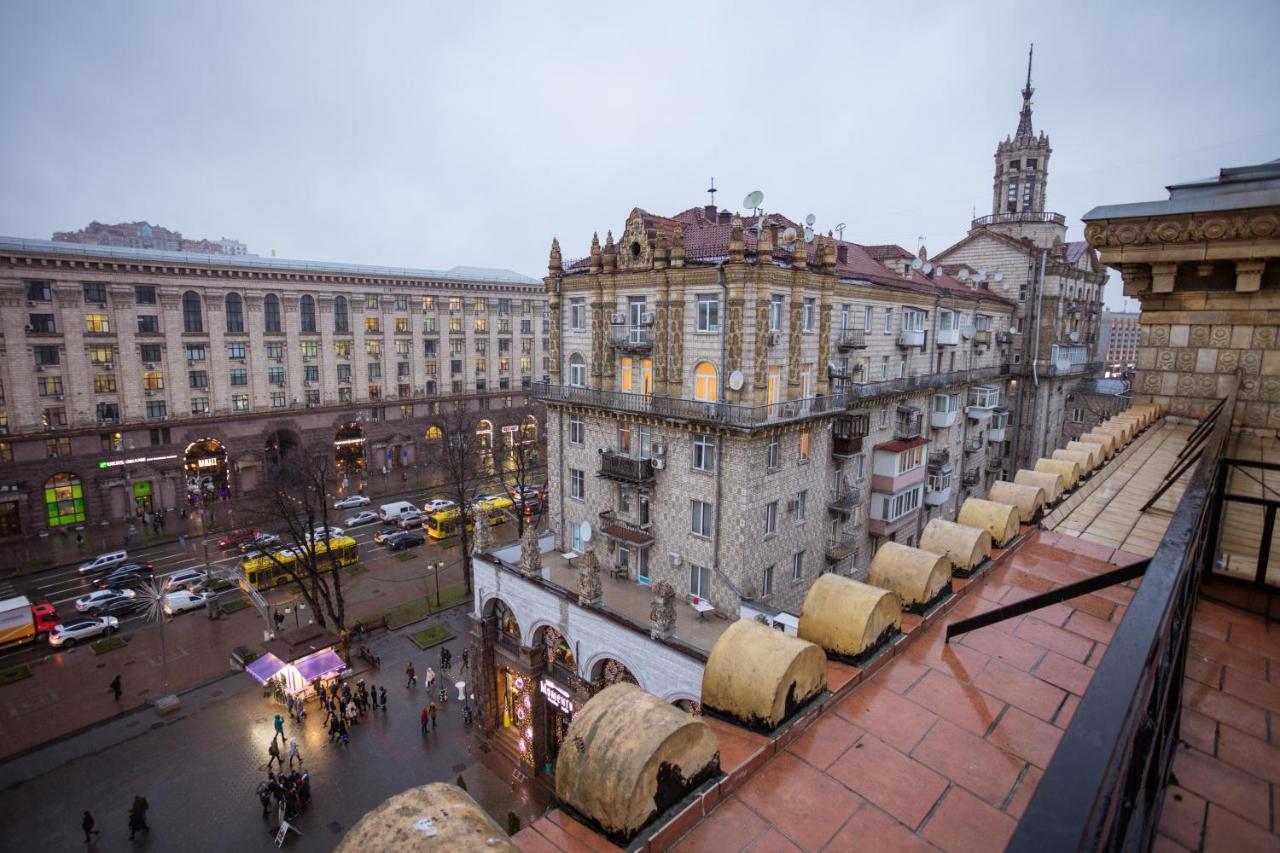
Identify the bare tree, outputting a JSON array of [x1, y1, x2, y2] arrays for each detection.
[[427, 403, 486, 595], [245, 446, 348, 631], [498, 417, 546, 536]]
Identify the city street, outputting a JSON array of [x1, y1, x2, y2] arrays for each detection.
[[0, 608, 549, 851]]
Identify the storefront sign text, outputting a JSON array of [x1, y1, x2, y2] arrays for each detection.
[[98, 454, 178, 469], [540, 679, 576, 715], [194, 457, 221, 469]]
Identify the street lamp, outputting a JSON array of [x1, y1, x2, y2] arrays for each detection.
[[434, 560, 444, 608]]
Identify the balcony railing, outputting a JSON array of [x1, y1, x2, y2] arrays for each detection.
[[894, 411, 923, 440], [836, 328, 867, 350], [961, 469, 981, 487], [963, 436, 983, 453], [608, 326, 653, 352], [597, 451, 655, 484], [928, 448, 951, 468], [986, 457, 1004, 472], [827, 485, 862, 515], [971, 210, 1066, 228], [832, 414, 869, 457], [825, 534, 859, 563], [973, 329, 992, 346], [530, 364, 1010, 432]]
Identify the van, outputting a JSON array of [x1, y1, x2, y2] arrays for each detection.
[[378, 501, 417, 523], [78, 550, 129, 575]]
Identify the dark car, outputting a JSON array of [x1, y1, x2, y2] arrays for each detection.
[[388, 533, 425, 552], [217, 529, 261, 550], [94, 563, 155, 590], [91, 596, 146, 618]]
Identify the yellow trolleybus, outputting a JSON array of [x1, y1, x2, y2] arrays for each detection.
[[240, 535, 359, 590], [424, 496, 513, 540]]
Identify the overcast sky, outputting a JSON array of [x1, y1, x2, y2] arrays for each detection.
[[2, 1, 1277, 310]]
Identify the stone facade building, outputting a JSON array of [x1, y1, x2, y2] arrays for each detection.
[[0, 237, 547, 541], [53, 221, 247, 256], [1099, 310, 1141, 371], [1082, 159, 1280, 428], [535, 206, 1017, 617]]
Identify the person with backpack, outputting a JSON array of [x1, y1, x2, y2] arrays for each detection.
[[405, 662, 417, 688]]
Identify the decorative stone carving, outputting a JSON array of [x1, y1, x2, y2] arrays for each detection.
[[726, 299, 744, 379], [1241, 350, 1262, 375], [1189, 325, 1211, 347], [471, 513, 493, 554], [1084, 212, 1280, 248], [519, 523, 542, 577], [1209, 326, 1231, 348], [1216, 350, 1240, 374], [649, 580, 676, 640], [577, 548, 602, 606], [1149, 325, 1170, 347], [1252, 326, 1278, 350], [1174, 349, 1197, 373]]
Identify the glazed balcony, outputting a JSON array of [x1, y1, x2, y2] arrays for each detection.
[[832, 414, 869, 457], [897, 329, 926, 348], [963, 436, 984, 454]]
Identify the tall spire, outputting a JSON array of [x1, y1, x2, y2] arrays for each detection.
[[1015, 43, 1034, 140]]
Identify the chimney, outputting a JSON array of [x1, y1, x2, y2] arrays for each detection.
[[837, 245, 848, 264], [704, 204, 717, 222]]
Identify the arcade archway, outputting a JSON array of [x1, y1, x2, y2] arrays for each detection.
[[264, 430, 299, 470], [334, 422, 366, 475], [184, 438, 230, 504]]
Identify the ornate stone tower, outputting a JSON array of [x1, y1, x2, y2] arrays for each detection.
[[991, 45, 1052, 218]]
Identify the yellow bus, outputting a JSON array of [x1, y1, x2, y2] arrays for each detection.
[[424, 497, 514, 540], [240, 535, 360, 590]]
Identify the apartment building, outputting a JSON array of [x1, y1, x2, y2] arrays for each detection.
[[535, 207, 1016, 616], [1099, 310, 1140, 369], [0, 237, 547, 540]]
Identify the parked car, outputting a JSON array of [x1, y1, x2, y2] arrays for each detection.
[[396, 512, 428, 530], [373, 528, 401, 545], [94, 563, 155, 590], [422, 498, 455, 514], [75, 588, 137, 614], [509, 485, 543, 513], [311, 526, 345, 542], [49, 617, 119, 648], [344, 510, 379, 527], [240, 533, 281, 552], [163, 569, 207, 592], [78, 550, 129, 575], [388, 532, 425, 552], [163, 589, 219, 615], [90, 596, 146, 619], [334, 495, 371, 510], [217, 529, 262, 550]]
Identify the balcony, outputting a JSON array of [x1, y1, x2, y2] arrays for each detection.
[[925, 473, 952, 506], [973, 329, 992, 346], [930, 396, 958, 429], [989, 409, 1010, 442], [827, 484, 862, 516], [966, 385, 999, 419], [895, 408, 923, 440], [832, 414, 869, 457], [962, 469, 981, 487], [928, 447, 951, 469], [963, 436, 983, 454], [597, 451, 655, 485], [1050, 344, 1090, 375], [986, 457, 1004, 472], [836, 328, 868, 350], [597, 510, 655, 547], [824, 533, 859, 563], [609, 326, 653, 353], [936, 327, 960, 346], [897, 329, 925, 348], [970, 210, 1066, 228], [996, 331, 1012, 345]]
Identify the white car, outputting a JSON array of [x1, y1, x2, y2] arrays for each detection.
[[78, 550, 129, 575], [75, 588, 138, 613], [163, 569, 207, 591], [396, 512, 429, 529], [422, 498, 455, 514], [344, 510, 379, 527], [163, 589, 219, 615], [334, 495, 371, 510], [49, 617, 119, 648], [311, 526, 345, 541]]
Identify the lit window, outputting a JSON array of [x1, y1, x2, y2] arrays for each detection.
[[85, 314, 111, 334], [693, 361, 717, 402]]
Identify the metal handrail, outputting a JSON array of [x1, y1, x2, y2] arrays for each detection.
[[971, 211, 1066, 227], [1008, 392, 1235, 852]]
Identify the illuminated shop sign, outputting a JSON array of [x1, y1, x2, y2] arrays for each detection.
[[540, 679, 576, 715], [333, 438, 367, 447], [194, 457, 221, 469], [98, 454, 178, 469]]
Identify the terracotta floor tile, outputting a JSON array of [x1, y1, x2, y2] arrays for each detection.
[[1203, 804, 1280, 853], [705, 717, 771, 773], [1014, 616, 1095, 662], [825, 661, 860, 694], [973, 660, 1068, 722], [1216, 723, 1280, 785], [1179, 707, 1218, 755], [787, 713, 863, 772], [987, 706, 1064, 769], [735, 752, 863, 852], [871, 655, 932, 695], [901, 631, 989, 681], [1070, 592, 1117, 622], [526, 814, 612, 853], [545, 809, 619, 852], [920, 786, 1017, 853], [1153, 832, 1194, 853], [911, 718, 1024, 806], [674, 797, 767, 852], [1188, 633, 1268, 679], [906, 669, 1006, 737], [1159, 785, 1208, 851], [1185, 655, 1224, 689], [1182, 681, 1269, 741], [1004, 765, 1043, 819], [1064, 609, 1118, 644], [1054, 693, 1080, 729], [824, 804, 939, 852], [744, 828, 804, 852], [955, 624, 1045, 672], [1171, 745, 1271, 830], [1221, 666, 1280, 713], [827, 734, 948, 830], [834, 682, 939, 753], [513, 826, 563, 853], [1033, 650, 1094, 696]]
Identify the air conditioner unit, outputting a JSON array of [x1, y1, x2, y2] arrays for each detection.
[[610, 312, 625, 325], [54, 394, 63, 401], [641, 312, 654, 326], [651, 458, 665, 470], [187, 358, 194, 365], [768, 330, 782, 346], [786, 498, 798, 513], [103, 362, 113, 370], [669, 552, 683, 567], [35, 364, 44, 372], [145, 362, 156, 369], [652, 441, 667, 456]]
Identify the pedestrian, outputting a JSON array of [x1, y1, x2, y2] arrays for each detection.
[[75, 532, 85, 550], [425, 666, 436, 693], [286, 696, 295, 719], [109, 674, 122, 701], [420, 706, 430, 735], [379, 686, 387, 710], [273, 713, 285, 741], [428, 701, 438, 730], [81, 810, 100, 844], [127, 794, 149, 839], [288, 736, 302, 768], [405, 662, 416, 688], [268, 738, 283, 770], [346, 699, 359, 726], [256, 779, 273, 818], [178, 534, 187, 551], [461, 646, 470, 671]]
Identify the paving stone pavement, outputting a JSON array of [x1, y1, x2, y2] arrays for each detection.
[[0, 607, 541, 851]]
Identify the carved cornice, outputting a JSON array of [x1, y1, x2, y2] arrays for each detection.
[[1084, 210, 1280, 249]]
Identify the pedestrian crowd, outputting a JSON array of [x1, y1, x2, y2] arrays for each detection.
[[78, 794, 148, 845]]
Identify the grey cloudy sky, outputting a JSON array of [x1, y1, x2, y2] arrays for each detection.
[[2, 1, 1277, 309]]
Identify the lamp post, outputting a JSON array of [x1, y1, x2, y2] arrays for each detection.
[[434, 560, 443, 609]]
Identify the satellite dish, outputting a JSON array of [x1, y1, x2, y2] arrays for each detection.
[[728, 370, 745, 391], [911, 258, 923, 271], [977, 268, 988, 280], [803, 226, 814, 242], [994, 272, 1004, 282], [805, 213, 817, 226], [922, 262, 933, 275], [935, 265, 944, 276], [780, 226, 798, 245], [956, 269, 969, 281], [961, 325, 976, 339], [1069, 330, 1080, 342], [743, 190, 764, 210], [580, 521, 593, 543], [1001, 282, 1011, 291]]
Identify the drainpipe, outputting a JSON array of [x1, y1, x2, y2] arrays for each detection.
[[1030, 249, 1047, 462], [553, 275, 566, 549], [713, 261, 727, 589]]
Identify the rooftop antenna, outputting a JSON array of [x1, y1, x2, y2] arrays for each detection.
[[707, 177, 717, 208], [917, 235, 926, 250], [835, 223, 846, 241]]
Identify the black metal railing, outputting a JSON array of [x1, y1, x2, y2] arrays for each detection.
[[827, 485, 862, 515], [598, 451, 655, 484], [825, 534, 859, 562], [971, 210, 1067, 228], [836, 328, 868, 350], [961, 469, 981, 487], [1008, 392, 1234, 852], [608, 326, 653, 352], [895, 410, 923, 440], [928, 448, 951, 468]]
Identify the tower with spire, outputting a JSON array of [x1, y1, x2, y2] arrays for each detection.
[[990, 44, 1053, 220]]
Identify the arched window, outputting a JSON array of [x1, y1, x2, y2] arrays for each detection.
[[333, 295, 349, 333], [425, 425, 443, 442], [45, 472, 85, 527], [300, 295, 316, 333], [568, 353, 586, 388], [224, 292, 244, 333], [263, 294, 281, 333], [693, 361, 718, 402], [523, 414, 538, 443], [182, 291, 203, 333], [491, 599, 520, 639], [476, 419, 494, 450]]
